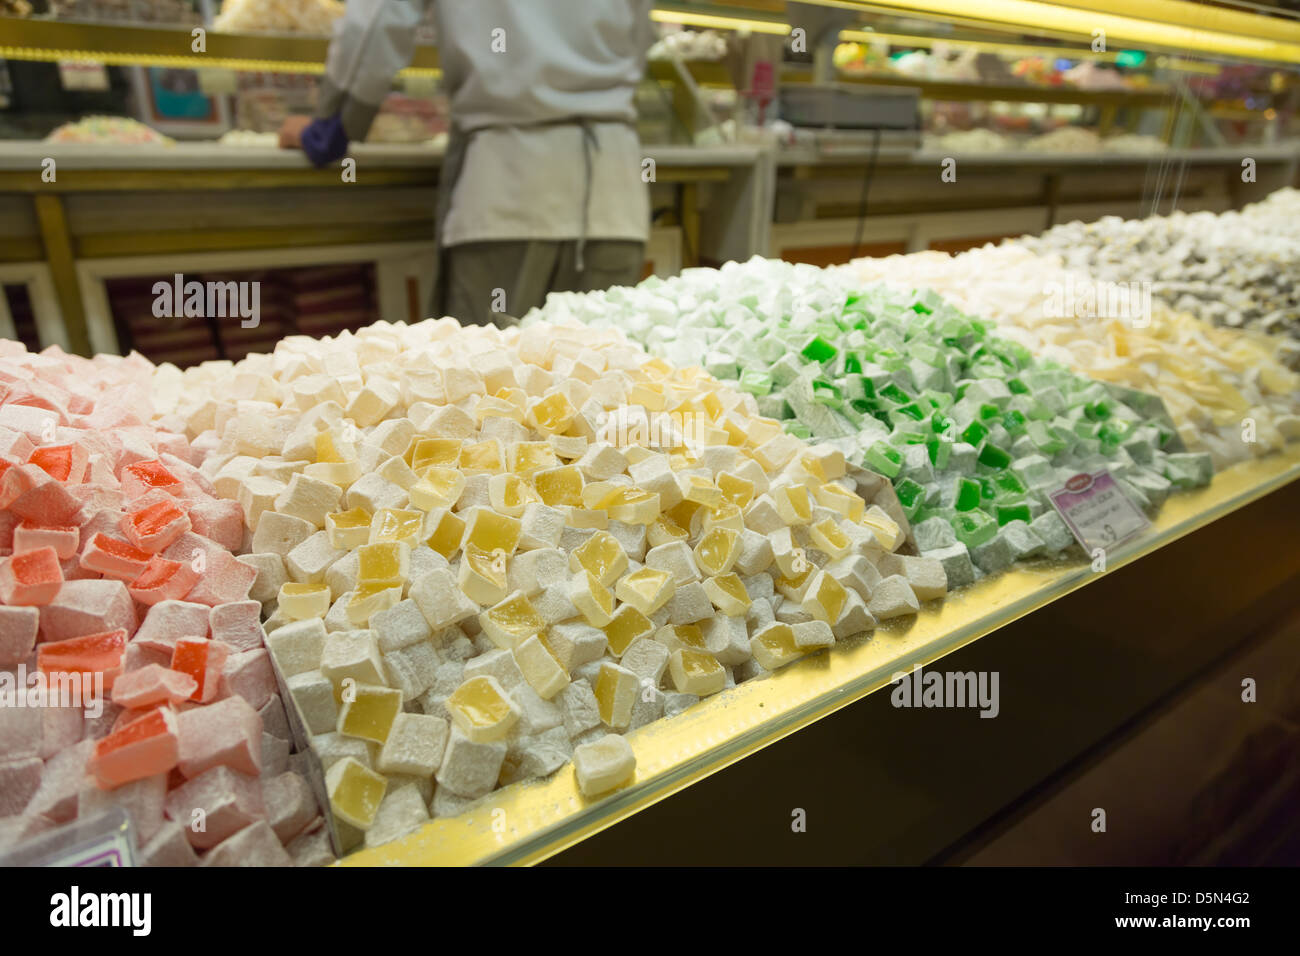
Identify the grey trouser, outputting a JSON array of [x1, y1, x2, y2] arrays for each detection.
[[440, 239, 645, 328]]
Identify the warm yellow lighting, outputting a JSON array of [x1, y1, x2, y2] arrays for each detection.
[[813, 0, 1300, 64], [1044, 0, 1300, 45], [650, 8, 791, 36], [839, 28, 1122, 62], [839, 31, 1223, 74]]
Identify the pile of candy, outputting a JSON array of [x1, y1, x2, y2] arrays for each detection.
[[154, 319, 932, 851], [213, 0, 345, 34], [1018, 189, 1300, 363], [45, 117, 173, 147], [527, 257, 1215, 586], [0, 343, 329, 866], [848, 245, 1300, 465]]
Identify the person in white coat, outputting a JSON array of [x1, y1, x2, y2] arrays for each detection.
[[282, 0, 655, 326]]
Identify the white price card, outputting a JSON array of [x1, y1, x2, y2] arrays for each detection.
[[57, 61, 109, 92], [1049, 470, 1150, 554]]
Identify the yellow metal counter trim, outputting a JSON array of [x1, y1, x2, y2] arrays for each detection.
[[341, 446, 1300, 866]]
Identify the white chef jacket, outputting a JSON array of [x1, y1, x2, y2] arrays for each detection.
[[320, 0, 654, 247]]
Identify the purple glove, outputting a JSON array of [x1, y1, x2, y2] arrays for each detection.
[[300, 115, 349, 167]]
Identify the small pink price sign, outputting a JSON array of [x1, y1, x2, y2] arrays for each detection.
[[1049, 470, 1150, 554]]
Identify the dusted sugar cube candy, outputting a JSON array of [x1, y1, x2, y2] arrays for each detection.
[[792, 619, 835, 650], [619, 637, 670, 684], [614, 567, 672, 616], [381, 640, 439, 699], [121, 459, 183, 499], [461, 507, 522, 555], [693, 527, 739, 576], [569, 530, 628, 585], [409, 567, 478, 630], [209, 601, 265, 653], [337, 684, 403, 744], [165, 765, 265, 849], [1029, 510, 1075, 554], [0, 605, 39, 667], [971, 521, 1043, 574], [13, 522, 78, 559], [808, 518, 853, 560], [436, 728, 507, 799], [572, 733, 636, 798], [593, 662, 639, 730], [138, 820, 200, 867], [479, 591, 544, 649], [861, 506, 903, 552], [357, 541, 410, 586], [325, 507, 373, 550], [702, 614, 750, 665], [121, 499, 190, 553], [668, 649, 726, 696], [602, 604, 654, 657], [178, 549, 257, 607], [346, 583, 402, 625], [951, 510, 997, 548], [369, 508, 425, 546], [0, 757, 42, 816], [171, 636, 230, 702], [665, 581, 713, 626], [177, 694, 263, 779], [202, 819, 293, 868], [377, 713, 450, 777], [250, 510, 315, 557], [364, 785, 431, 850], [879, 554, 948, 602], [703, 573, 751, 616], [80, 533, 153, 582], [749, 622, 804, 670], [29, 443, 89, 483], [866, 575, 920, 621], [325, 756, 387, 829], [289, 671, 340, 734], [458, 545, 510, 606], [446, 674, 520, 742], [512, 635, 568, 699], [279, 582, 330, 620], [544, 621, 607, 672], [924, 542, 975, 589], [654, 623, 709, 655], [265, 618, 326, 677], [645, 540, 701, 585], [90, 706, 180, 789], [223, 648, 277, 710], [133, 599, 209, 653], [110, 664, 197, 708], [371, 599, 432, 652], [558, 679, 602, 738], [569, 570, 614, 626], [38, 628, 127, 691], [410, 467, 466, 513], [41, 578, 136, 643], [262, 772, 321, 843], [802, 571, 847, 626], [128, 555, 200, 606], [0, 546, 63, 605], [320, 629, 387, 687]]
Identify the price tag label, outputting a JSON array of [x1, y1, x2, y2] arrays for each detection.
[[198, 68, 240, 95], [57, 61, 109, 92], [1049, 470, 1149, 554]]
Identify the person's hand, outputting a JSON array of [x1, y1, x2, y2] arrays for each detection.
[[278, 115, 313, 150]]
